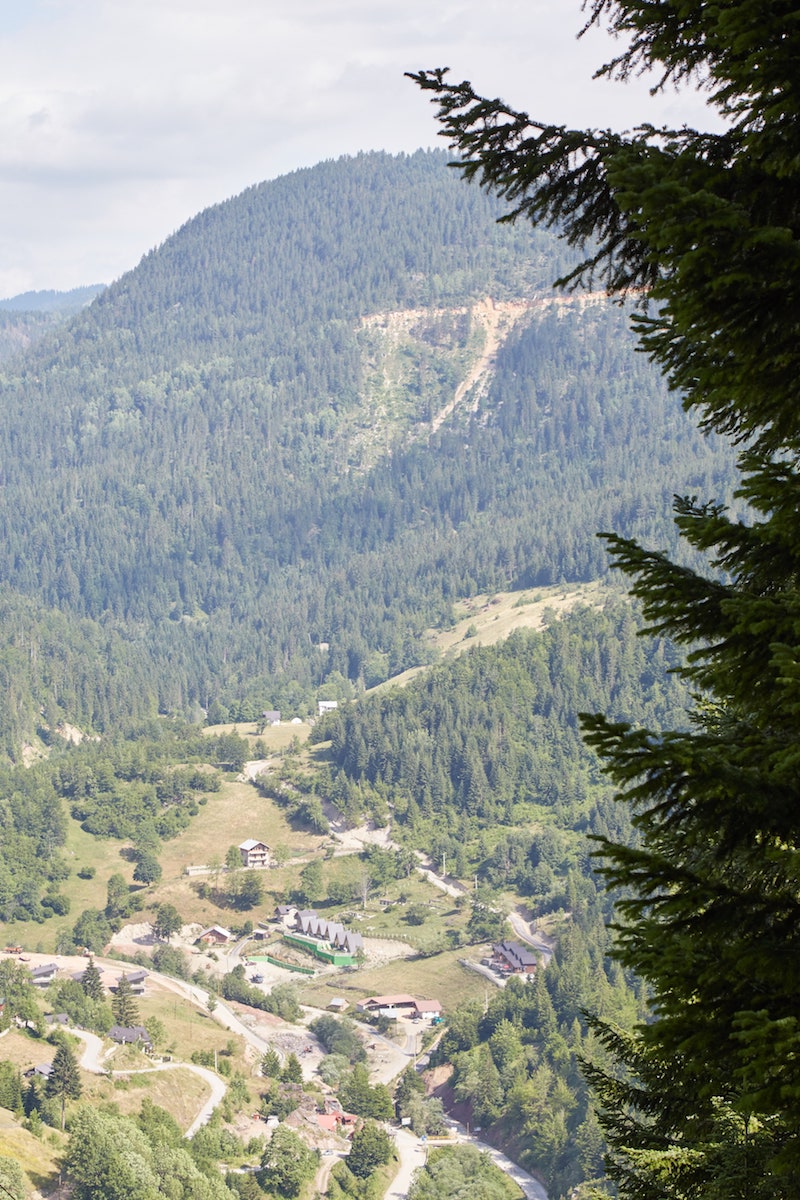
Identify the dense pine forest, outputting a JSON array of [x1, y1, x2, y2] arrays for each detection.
[[0, 151, 736, 751]]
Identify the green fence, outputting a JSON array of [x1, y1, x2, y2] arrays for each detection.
[[260, 954, 316, 976], [282, 932, 355, 966]]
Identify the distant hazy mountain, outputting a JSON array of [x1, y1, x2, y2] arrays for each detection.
[[0, 284, 106, 313], [0, 285, 107, 368], [0, 150, 736, 746]]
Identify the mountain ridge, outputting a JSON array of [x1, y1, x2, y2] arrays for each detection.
[[0, 149, 737, 748]]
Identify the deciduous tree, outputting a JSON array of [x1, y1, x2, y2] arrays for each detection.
[[258, 1124, 317, 1197], [347, 1120, 393, 1179], [152, 902, 182, 942]]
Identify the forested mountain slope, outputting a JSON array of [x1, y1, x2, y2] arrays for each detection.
[[0, 287, 106, 365], [301, 599, 690, 1197], [0, 151, 736, 748]]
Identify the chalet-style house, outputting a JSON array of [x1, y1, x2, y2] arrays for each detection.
[[24, 1062, 52, 1079], [109, 1025, 153, 1050], [196, 925, 233, 946], [239, 838, 270, 869], [491, 939, 539, 974], [113, 969, 148, 995], [293, 911, 364, 955], [356, 993, 442, 1020], [30, 962, 59, 987]]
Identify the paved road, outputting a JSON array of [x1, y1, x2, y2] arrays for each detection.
[[68, 1025, 227, 1137], [385, 1129, 428, 1200], [508, 912, 555, 967]]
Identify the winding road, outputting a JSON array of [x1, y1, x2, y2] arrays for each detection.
[[68, 1025, 227, 1137]]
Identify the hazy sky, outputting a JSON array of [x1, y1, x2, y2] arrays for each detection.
[[0, 0, 716, 298]]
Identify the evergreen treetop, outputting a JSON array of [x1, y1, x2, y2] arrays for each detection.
[[412, 0, 800, 1185], [46, 1038, 82, 1130], [80, 957, 104, 1001], [111, 974, 140, 1028]]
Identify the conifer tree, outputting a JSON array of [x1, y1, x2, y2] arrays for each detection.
[[46, 1039, 82, 1130], [412, 0, 800, 1186], [80, 956, 104, 1001], [111, 974, 140, 1027]]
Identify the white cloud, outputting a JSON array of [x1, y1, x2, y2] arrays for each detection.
[[0, 0, 717, 295]]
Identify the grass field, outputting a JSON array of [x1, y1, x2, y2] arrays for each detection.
[[81, 1063, 210, 1128], [0, 1027, 55, 1072], [203, 721, 312, 751], [146, 775, 326, 927], [0, 1108, 62, 1194], [373, 580, 613, 692], [296, 946, 491, 1013], [137, 985, 253, 1069], [158, 778, 321, 883]]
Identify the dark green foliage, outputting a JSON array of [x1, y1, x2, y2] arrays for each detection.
[[316, 603, 688, 864], [258, 1124, 318, 1197], [260, 1048, 281, 1079], [46, 1039, 82, 1129], [106, 874, 132, 920], [137, 1097, 183, 1148], [309, 1015, 367, 1064], [337, 1063, 393, 1121], [66, 1105, 237, 1199], [412, 0, 800, 1187], [395, 1069, 447, 1137], [234, 870, 263, 911], [151, 943, 191, 980], [72, 908, 112, 954], [437, 901, 642, 1197], [133, 851, 162, 886], [280, 1053, 302, 1085], [80, 957, 104, 1001], [219, 970, 299, 1022], [225, 1174, 262, 1200], [220, 968, 270, 1011], [258, 1078, 301, 1123], [215, 733, 248, 773], [0, 1062, 22, 1114], [582, 1020, 786, 1200], [111, 974, 140, 1027], [407, 1144, 523, 1200], [0, 152, 736, 753], [405, 903, 428, 926], [152, 902, 182, 942], [48, 979, 112, 1035], [347, 1121, 393, 1179], [0, 760, 68, 923], [0, 1156, 26, 1200], [298, 859, 323, 906], [0, 961, 40, 1027], [0, 719, 212, 935], [189, 1116, 244, 1167]]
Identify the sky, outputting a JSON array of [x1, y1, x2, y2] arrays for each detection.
[[0, 0, 717, 298]]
